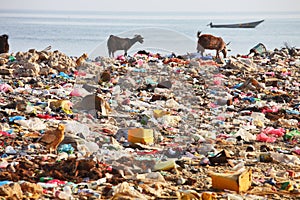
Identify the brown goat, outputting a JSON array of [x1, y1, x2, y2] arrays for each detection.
[[107, 34, 144, 57], [197, 31, 228, 59], [0, 34, 9, 54]]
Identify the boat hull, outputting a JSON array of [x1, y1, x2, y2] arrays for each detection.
[[209, 20, 264, 28]]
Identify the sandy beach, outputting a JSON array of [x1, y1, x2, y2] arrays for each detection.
[[0, 45, 300, 199]]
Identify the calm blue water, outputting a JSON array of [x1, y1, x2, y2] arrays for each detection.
[[0, 10, 299, 57]]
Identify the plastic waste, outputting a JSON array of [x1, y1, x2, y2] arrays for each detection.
[[248, 43, 267, 56], [14, 117, 46, 131], [5, 146, 17, 154], [0, 83, 13, 92], [128, 128, 154, 145], [8, 55, 15, 62], [69, 89, 82, 97], [262, 127, 285, 137], [226, 193, 244, 200], [38, 182, 58, 189], [292, 146, 300, 155], [56, 152, 69, 161], [58, 72, 72, 79], [284, 130, 300, 141], [54, 190, 72, 200], [259, 153, 273, 162], [0, 161, 9, 168], [251, 112, 268, 127], [9, 116, 26, 122], [0, 131, 12, 137], [47, 179, 67, 185], [0, 180, 12, 187], [58, 144, 75, 154], [78, 188, 101, 198], [256, 133, 276, 143], [64, 121, 90, 138], [270, 152, 300, 165], [235, 128, 256, 142], [154, 159, 176, 171], [84, 141, 99, 152], [63, 185, 73, 195], [39, 177, 53, 182]]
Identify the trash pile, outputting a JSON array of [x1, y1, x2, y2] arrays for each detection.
[[0, 45, 300, 199]]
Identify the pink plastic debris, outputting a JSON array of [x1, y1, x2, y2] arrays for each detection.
[[261, 106, 279, 113], [265, 72, 275, 76], [137, 59, 144, 66], [213, 79, 222, 85], [69, 89, 82, 97], [256, 133, 276, 143], [262, 127, 285, 137], [293, 149, 300, 155], [0, 83, 13, 93], [74, 70, 87, 76], [47, 179, 66, 185], [0, 131, 12, 137]]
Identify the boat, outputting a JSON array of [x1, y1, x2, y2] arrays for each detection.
[[208, 20, 264, 28]]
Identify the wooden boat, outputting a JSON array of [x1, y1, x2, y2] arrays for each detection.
[[208, 20, 264, 28]]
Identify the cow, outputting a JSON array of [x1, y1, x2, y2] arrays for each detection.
[[107, 34, 144, 57], [197, 31, 229, 59], [0, 34, 9, 54]]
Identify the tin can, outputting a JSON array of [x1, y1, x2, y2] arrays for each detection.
[[259, 153, 273, 162]]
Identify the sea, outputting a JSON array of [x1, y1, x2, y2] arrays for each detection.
[[0, 10, 299, 58]]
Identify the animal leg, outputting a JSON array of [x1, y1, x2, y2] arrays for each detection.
[[216, 50, 220, 59], [197, 44, 205, 56], [222, 49, 227, 58], [200, 49, 204, 57]]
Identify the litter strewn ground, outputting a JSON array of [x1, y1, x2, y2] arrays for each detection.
[[0, 46, 300, 199]]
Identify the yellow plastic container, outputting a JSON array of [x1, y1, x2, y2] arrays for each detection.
[[210, 168, 252, 193], [128, 128, 154, 145]]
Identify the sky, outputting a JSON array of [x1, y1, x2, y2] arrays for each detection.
[[1, 0, 300, 12]]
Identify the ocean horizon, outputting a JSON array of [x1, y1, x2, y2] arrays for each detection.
[[0, 9, 299, 57]]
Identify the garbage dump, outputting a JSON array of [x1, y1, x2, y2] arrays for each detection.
[[0, 45, 299, 199]]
